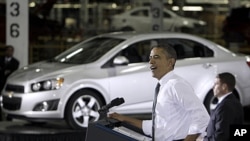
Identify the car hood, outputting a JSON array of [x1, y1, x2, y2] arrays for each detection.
[[9, 61, 79, 82]]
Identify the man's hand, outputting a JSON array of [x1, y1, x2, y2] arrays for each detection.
[[108, 112, 143, 129], [184, 134, 200, 141], [108, 112, 126, 122]]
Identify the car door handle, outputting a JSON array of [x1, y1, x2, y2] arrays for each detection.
[[203, 63, 212, 69]]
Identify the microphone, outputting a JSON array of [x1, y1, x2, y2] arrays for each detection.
[[99, 97, 125, 112]]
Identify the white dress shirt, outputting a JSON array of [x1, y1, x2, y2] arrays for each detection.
[[142, 71, 210, 141], [5, 57, 12, 63]]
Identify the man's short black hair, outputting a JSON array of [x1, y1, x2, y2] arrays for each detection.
[[5, 45, 14, 51], [217, 72, 236, 92], [151, 44, 177, 60]]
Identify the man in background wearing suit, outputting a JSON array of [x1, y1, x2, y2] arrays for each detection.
[[204, 72, 244, 141], [0, 45, 19, 120], [0, 45, 19, 92]]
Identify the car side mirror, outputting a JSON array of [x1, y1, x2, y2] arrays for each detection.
[[113, 56, 129, 65]]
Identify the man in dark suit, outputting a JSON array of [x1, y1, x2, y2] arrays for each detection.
[[0, 45, 19, 121], [204, 72, 244, 141], [0, 45, 20, 92]]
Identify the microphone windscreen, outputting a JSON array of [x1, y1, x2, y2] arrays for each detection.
[[112, 97, 125, 106]]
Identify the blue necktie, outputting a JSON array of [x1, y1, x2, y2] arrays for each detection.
[[152, 83, 160, 141]]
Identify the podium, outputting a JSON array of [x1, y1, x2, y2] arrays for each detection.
[[85, 119, 152, 141]]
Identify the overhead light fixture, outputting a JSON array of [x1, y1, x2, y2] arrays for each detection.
[[172, 6, 203, 11], [111, 3, 117, 8], [29, 2, 36, 7]]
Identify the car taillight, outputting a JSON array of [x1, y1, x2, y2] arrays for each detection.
[[246, 56, 250, 67]]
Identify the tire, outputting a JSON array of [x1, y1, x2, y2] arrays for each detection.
[[180, 27, 191, 33], [65, 89, 104, 130], [121, 27, 134, 31]]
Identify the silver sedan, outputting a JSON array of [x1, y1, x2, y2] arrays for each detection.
[[2, 32, 250, 130]]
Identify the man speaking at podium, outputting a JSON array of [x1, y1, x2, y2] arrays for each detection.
[[109, 45, 209, 141]]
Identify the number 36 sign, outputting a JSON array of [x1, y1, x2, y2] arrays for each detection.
[[6, 0, 29, 67], [151, 0, 163, 31]]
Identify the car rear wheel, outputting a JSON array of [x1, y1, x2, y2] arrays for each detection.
[[180, 27, 193, 33], [65, 90, 104, 130]]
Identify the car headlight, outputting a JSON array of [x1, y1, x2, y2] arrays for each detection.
[[32, 83, 41, 91], [31, 78, 64, 92]]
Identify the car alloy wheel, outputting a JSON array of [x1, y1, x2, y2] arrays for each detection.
[[65, 90, 104, 130]]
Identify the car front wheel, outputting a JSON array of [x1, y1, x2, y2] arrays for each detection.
[[121, 26, 134, 31], [65, 90, 104, 130]]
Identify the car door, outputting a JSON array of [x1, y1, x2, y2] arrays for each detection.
[[162, 10, 176, 31], [167, 38, 217, 101], [127, 8, 152, 32], [107, 40, 158, 114], [107, 37, 217, 114]]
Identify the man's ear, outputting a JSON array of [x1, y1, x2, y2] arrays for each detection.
[[169, 58, 176, 66], [222, 83, 228, 91]]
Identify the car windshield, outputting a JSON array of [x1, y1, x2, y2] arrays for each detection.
[[53, 37, 124, 64]]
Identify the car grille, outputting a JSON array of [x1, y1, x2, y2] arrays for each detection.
[[2, 95, 22, 110], [5, 84, 24, 93]]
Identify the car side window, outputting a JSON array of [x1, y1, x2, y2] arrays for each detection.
[[131, 9, 148, 17], [163, 11, 171, 18], [122, 38, 214, 63], [111, 38, 214, 65], [120, 46, 142, 63], [102, 40, 156, 68], [157, 38, 214, 59], [119, 40, 158, 63]]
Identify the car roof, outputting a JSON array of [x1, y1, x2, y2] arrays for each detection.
[[96, 31, 208, 41], [121, 6, 176, 15], [125, 6, 171, 11], [94, 31, 235, 57]]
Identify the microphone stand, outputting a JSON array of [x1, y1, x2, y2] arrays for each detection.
[[98, 108, 108, 121], [98, 97, 125, 128]]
